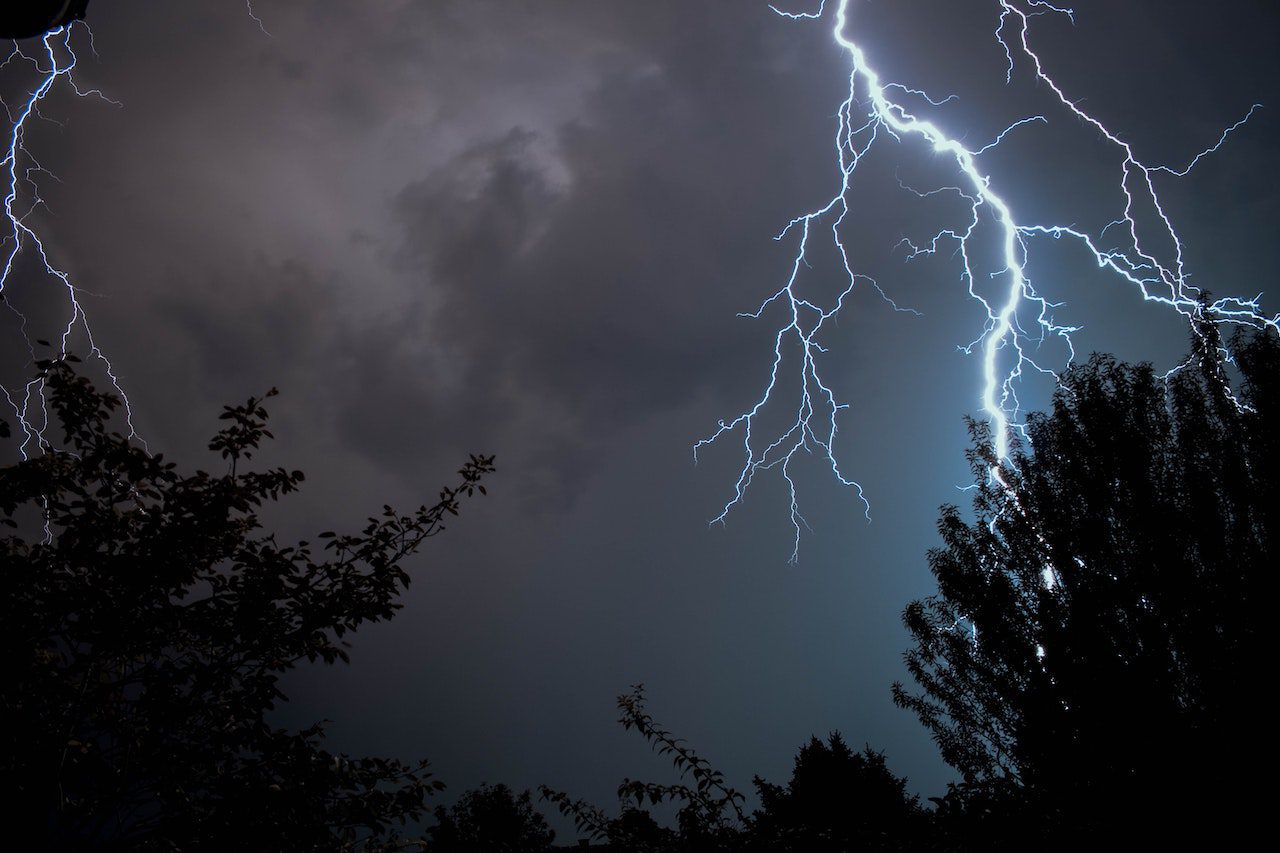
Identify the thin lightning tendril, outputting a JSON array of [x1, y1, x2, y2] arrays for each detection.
[[1, 24, 137, 459], [246, 2, 272, 38], [699, 0, 1276, 562]]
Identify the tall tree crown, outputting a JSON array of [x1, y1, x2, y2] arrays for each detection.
[[893, 328, 1277, 844]]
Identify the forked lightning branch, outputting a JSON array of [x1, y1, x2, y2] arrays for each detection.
[[696, 0, 1276, 561]]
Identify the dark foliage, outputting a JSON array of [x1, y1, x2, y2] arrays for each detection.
[[0, 357, 494, 850], [541, 686, 747, 851], [427, 783, 555, 852], [751, 734, 924, 851], [541, 692, 925, 852], [893, 328, 1277, 847], [615, 684, 748, 841], [6, 321, 1274, 850]]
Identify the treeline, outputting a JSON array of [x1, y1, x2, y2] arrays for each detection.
[[451, 325, 1276, 851], [3, 324, 1274, 850]]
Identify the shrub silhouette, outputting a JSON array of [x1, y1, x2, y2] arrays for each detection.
[[428, 783, 555, 852], [751, 734, 924, 851]]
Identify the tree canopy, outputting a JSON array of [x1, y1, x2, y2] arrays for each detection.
[[1, 356, 494, 850], [894, 328, 1277, 847], [428, 783, 555, 852], [751, 734, 924, 851]]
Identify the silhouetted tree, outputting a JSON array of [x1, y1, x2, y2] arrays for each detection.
[[0, 356, 494, 850], [427, 783, 555, 852], [541, 694, 926, 852], [893, 328, 1277, 848], [750, 734, 924, 851], [605, 807, 678, 851]]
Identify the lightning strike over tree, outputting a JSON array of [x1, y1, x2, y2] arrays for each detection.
[[697, 0, 1278, 562], [1, 22, 137, 458]]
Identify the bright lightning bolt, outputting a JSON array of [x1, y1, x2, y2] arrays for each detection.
[[2, 7, 270, 461], [698, 0, 1277, 562], [1, 24, 138, 459]]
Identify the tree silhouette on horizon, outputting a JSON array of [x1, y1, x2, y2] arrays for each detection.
[[428, 783, 555, 852], [751, 733, 925, 851], [6, 330, 1277, 850]]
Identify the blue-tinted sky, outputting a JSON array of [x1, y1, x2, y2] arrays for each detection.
[[4, 0, 1278, 833]]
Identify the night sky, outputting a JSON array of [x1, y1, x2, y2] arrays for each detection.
[[5, 0, 1279, 827]]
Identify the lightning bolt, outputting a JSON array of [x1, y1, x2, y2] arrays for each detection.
[[1, 23, 137, 459], [698, 0, 1276, 561], [2, 8, 271, 461], [245, 2, 272, 38]]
